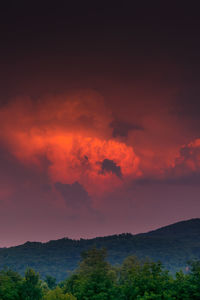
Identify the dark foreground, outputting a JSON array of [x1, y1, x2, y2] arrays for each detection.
[[1, 247, 200, 299]]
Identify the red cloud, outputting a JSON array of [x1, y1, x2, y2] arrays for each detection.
[[173, 139, 200, 176], [0, 91, 141, 195]]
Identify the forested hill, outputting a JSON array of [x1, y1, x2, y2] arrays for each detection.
[[1, 218, 200, 281]]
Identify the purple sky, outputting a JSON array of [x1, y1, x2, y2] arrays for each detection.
[[1, 2, 200, 246]]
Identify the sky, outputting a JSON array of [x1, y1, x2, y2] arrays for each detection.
[[1, 2, 200, 246]]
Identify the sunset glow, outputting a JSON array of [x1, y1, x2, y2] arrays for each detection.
[[1, 2, 200, 247]]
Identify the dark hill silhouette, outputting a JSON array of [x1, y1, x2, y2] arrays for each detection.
[[141, 218, 200, 238], [0, 218, 200, 281]]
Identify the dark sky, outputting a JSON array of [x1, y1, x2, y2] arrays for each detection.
[[1, 2, 200, 246]]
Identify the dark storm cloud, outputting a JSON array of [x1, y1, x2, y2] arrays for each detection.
[[110, 120, 143, 138], [1, 1, 200, 102], [54, 181, 92, 210], [100, 159, 122, 178]]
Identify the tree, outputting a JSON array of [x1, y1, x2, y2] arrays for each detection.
[[45, 275, 57, 290], [172, 261, 200, 299], [0, 269, 22, 300], [182, 260, 200, 299], [64, 248, 117, 300], [44, 287, 76, 300], [20, 268, 43, 300], [44, 286, 76, 300], [119, 256, 173, 299], [172, 270, 191, 299]]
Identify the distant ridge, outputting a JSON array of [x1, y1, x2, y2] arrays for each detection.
[[0, 218, 200, 281], [140, 218, 200, 237]]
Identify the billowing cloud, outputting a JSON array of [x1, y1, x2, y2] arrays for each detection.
[[134, 138, 200, 186], [170, 139, 200, 181], [1, 90, 200, 198], [0, 91, 141, 196], [174, 139, 200, 171], [0, 90, 200, 247]]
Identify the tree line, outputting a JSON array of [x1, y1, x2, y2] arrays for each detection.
[[0, 247, 200, 299]]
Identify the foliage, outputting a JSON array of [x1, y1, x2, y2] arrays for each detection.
[[20, 268, 43, 300], [119, 256, 173, 299], [45, 275, 57, 290], [44, 287, 76, 300], [64, 248, 117, 299], [1, 247, 200, 299], [0, 269, 22, 300]]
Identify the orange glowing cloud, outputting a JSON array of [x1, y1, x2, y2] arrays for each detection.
[[0, 91, 141, 195]]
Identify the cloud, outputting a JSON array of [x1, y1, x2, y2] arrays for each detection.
[[173, 139, 200, 175], [110, 119, 143, 137], [0, 91, 141, 196], [133, 138, 200, 186], [100, 159, 122, 178], [163, 139, 200, 185], [55, 181, 92, 210]]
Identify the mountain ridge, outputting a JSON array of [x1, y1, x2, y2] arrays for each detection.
[[4, 217, 200, 249], [1, 218, 200, 281]]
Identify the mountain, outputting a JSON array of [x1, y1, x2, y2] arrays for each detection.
[[1, 218, 200, 281]]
